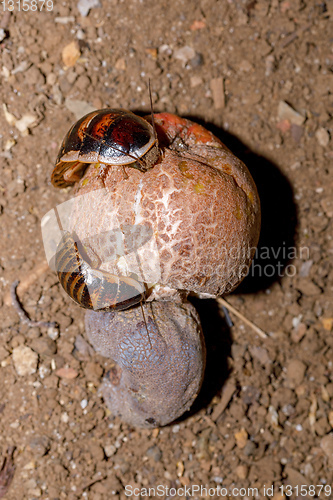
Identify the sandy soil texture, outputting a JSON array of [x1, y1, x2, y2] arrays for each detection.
[[0, 1, 332, 499]]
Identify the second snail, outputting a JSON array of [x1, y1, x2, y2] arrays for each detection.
[[47, 107, 261, 428]]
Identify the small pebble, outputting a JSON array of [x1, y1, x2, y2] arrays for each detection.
[[24, 65, 45, 86], [66, 69, 77, 84], [104, 444, 117, 457], [61, 412, 69, 423], [321, 197, 333, 218], [30, 337, 57, 356], [286, 359, 306, 386], [239, 60, 253, 72], [55, 16, 75, 23], [0, 28, 6, 42], [146, 445, 162, 462], [174, 46, 196, 65], [13, 345, 38, 376], [190, 52, 204, 67], [242, 440, 257, 456], [234, 428, 248, 449], [15, 114, 39, 135], [277, 101, 305, 125], [48, 327, 59, 341], [321, 318, 333, 331], [248, 345, 271, 366], [296, 278, 321, 296], [29, 436, 50, 457], [77, 0, 101, 17], [236, 464, 248, 479], [55, 367, 78, 379], [115, 58, 126, 71], [62, 41, 81, 67], [75, 75, 91, 91], [74, 335, 94, 358], [190, 76, 203, 87], [39, 365, 51, 379], [299, 260, 313, 277], [321, 433, 333, 462], [80, 399, 88, 409], [65, 98, 96, 120], [315, 127, 330, 147]]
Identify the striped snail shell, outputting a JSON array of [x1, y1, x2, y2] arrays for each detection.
[[54, 231, 146, 312]]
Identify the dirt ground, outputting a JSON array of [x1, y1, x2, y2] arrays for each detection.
[[0, 0, 332, 499]]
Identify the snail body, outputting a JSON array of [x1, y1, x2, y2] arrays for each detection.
[[51, 109, 160, 188], [55, 231, 146, 311]]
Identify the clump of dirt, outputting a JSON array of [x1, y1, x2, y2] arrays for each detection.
[[0, 1, 332, 498]]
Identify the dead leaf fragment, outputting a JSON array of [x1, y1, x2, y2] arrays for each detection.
[[62, 41, 81, 68], [55, 367, 78, 379]]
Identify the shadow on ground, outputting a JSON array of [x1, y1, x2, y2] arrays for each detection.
[[176, 297, 232, 423]]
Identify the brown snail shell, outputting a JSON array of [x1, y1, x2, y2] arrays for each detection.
[[85, 301, 205, 428]]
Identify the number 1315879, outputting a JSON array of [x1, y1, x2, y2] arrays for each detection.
[[1, 0, 53, 11]]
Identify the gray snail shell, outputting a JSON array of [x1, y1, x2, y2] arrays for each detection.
[[85, 300, 205, 428]]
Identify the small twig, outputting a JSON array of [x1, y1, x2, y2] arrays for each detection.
[[217, 297, 267, 339], [10, 280, 57, 329], [0, 446, 15, 499]]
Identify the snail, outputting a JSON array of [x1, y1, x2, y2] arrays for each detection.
[[48, 111, 260, 427]]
